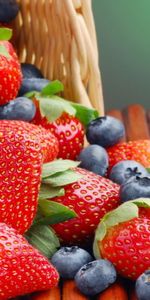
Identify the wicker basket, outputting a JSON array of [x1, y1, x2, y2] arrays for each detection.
[[12, 0, 104, 115]]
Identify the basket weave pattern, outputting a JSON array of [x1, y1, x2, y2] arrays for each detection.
[[13, 0, 104, 114]]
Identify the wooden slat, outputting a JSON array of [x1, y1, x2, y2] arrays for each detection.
[[123, 104, 149, 141], [30, 287, 61, 300], [62, 280, 89, 300]]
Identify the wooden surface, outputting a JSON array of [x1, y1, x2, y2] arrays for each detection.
[[18, 104, 146, 300]]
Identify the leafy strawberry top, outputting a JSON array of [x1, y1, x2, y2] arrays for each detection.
[[0, 28, 12, 58], [26, 159, 84, 257], [93, 198, 150, 258], [26, 80, 99, 126]]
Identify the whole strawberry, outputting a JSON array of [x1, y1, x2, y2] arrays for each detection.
[[94, 199, 150, 280], [107, 140, 150, 172], [33, 109, 84, 160], [43, 168, 120, 245], [0, 120, 58, 234], [0, 38, 22, 104], [0, 222, 59, 299]]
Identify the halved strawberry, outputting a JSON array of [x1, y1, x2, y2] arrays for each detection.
[[0, 222, 59, 299], [94, 199, 150, 280], [0, 120, 58, 234], [107, 140, 150, 172]]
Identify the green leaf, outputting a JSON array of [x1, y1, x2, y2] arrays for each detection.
[[0, 28, 12, 41], [130, 198, 150, 208], [42, 169, 83, 187], [24, 90, 37, 98], [71, 102, 99, 127], [42, 159, 80, 179], [39, 184, 65, 200], [0, 44, 10, 58], [93, 202, 139, 259], [37, 199, 77, 225], [37, 95, 76, 122], [25, 225, 60, 258], [41, 80, 64, 96], [146, 168, 150, 173]]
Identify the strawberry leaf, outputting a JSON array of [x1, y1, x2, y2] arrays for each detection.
[[130, 198, 150, 208], [0, 28, 12, 41], [37, 199, 77, 225], [93, 202, 139, 259], [25, 225, 60, 258], [42, 159, 80, 178], [42, 169, 83, 187], [39, 184, 65, 200], [71, 102, 99, 127], [41, 81, 64, 96], [37, 95, 76, 122], [0, 44, 10, 58]]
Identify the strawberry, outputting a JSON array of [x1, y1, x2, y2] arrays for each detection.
[[0, 39, 22, 104], [107, 140, 150, 172], [0, 120, 58, 234], [94, 199, 150, 280], [0, 222, 59, 299], [33, 110, 84, 160], [42, 167, 120, 245]]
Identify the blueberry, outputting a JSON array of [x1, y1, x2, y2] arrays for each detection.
[[86, 116, 125, 148], [21, 63, 44, 79], [0, 0, 19, 23], [0, 97, 36, 122], [77, 144, 108, 176], [75, 259, 117, 296], [120, 176, 150, 202], [135, 270, 150, 300], [109, 160, 148, 185], [51, 246, 93, 279], [18, 78, 50, 96]]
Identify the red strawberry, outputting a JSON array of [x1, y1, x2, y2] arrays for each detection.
[[0, 120, 58, 234], [0, 40, 22, 104], [0, 222, 59, 299], [94, 199, 150, 280], [107, 140, 150, 172], [48, 168, 120, 245], [33, 111, 84, 160]]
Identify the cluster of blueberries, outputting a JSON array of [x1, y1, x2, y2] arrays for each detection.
[[0, 63, 50, 122], [78, 116, 150, 203], [51, 246, 149, 299]]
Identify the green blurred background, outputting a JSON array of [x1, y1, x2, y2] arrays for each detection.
[[93, 0, 150, 110]]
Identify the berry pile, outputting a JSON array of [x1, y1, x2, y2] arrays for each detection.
[[0, 6, 149, 300]]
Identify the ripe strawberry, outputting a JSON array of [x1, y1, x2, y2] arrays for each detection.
[[0, 120, 58, 234], [0, 40, 22, 104], [33, 111, 84, 160], [0, 222, 59, 299], [49, 168, 120, 245], [94, 199, 150, 280], [107, 140, 150, 172]]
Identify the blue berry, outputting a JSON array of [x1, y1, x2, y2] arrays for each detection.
[[109, 160, 148, 185], [0, 0, 19, 22], [21, 63, 44, 79], [51, 246, 93, 279], [135, 270, 150, 300], [120, 176, 150, 202], [86, 116, 125, 148], [75, 259, 117, 296], [18, 78, 50, 96], [77, 144, 108, 176], [0, 97, 36, 122]]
